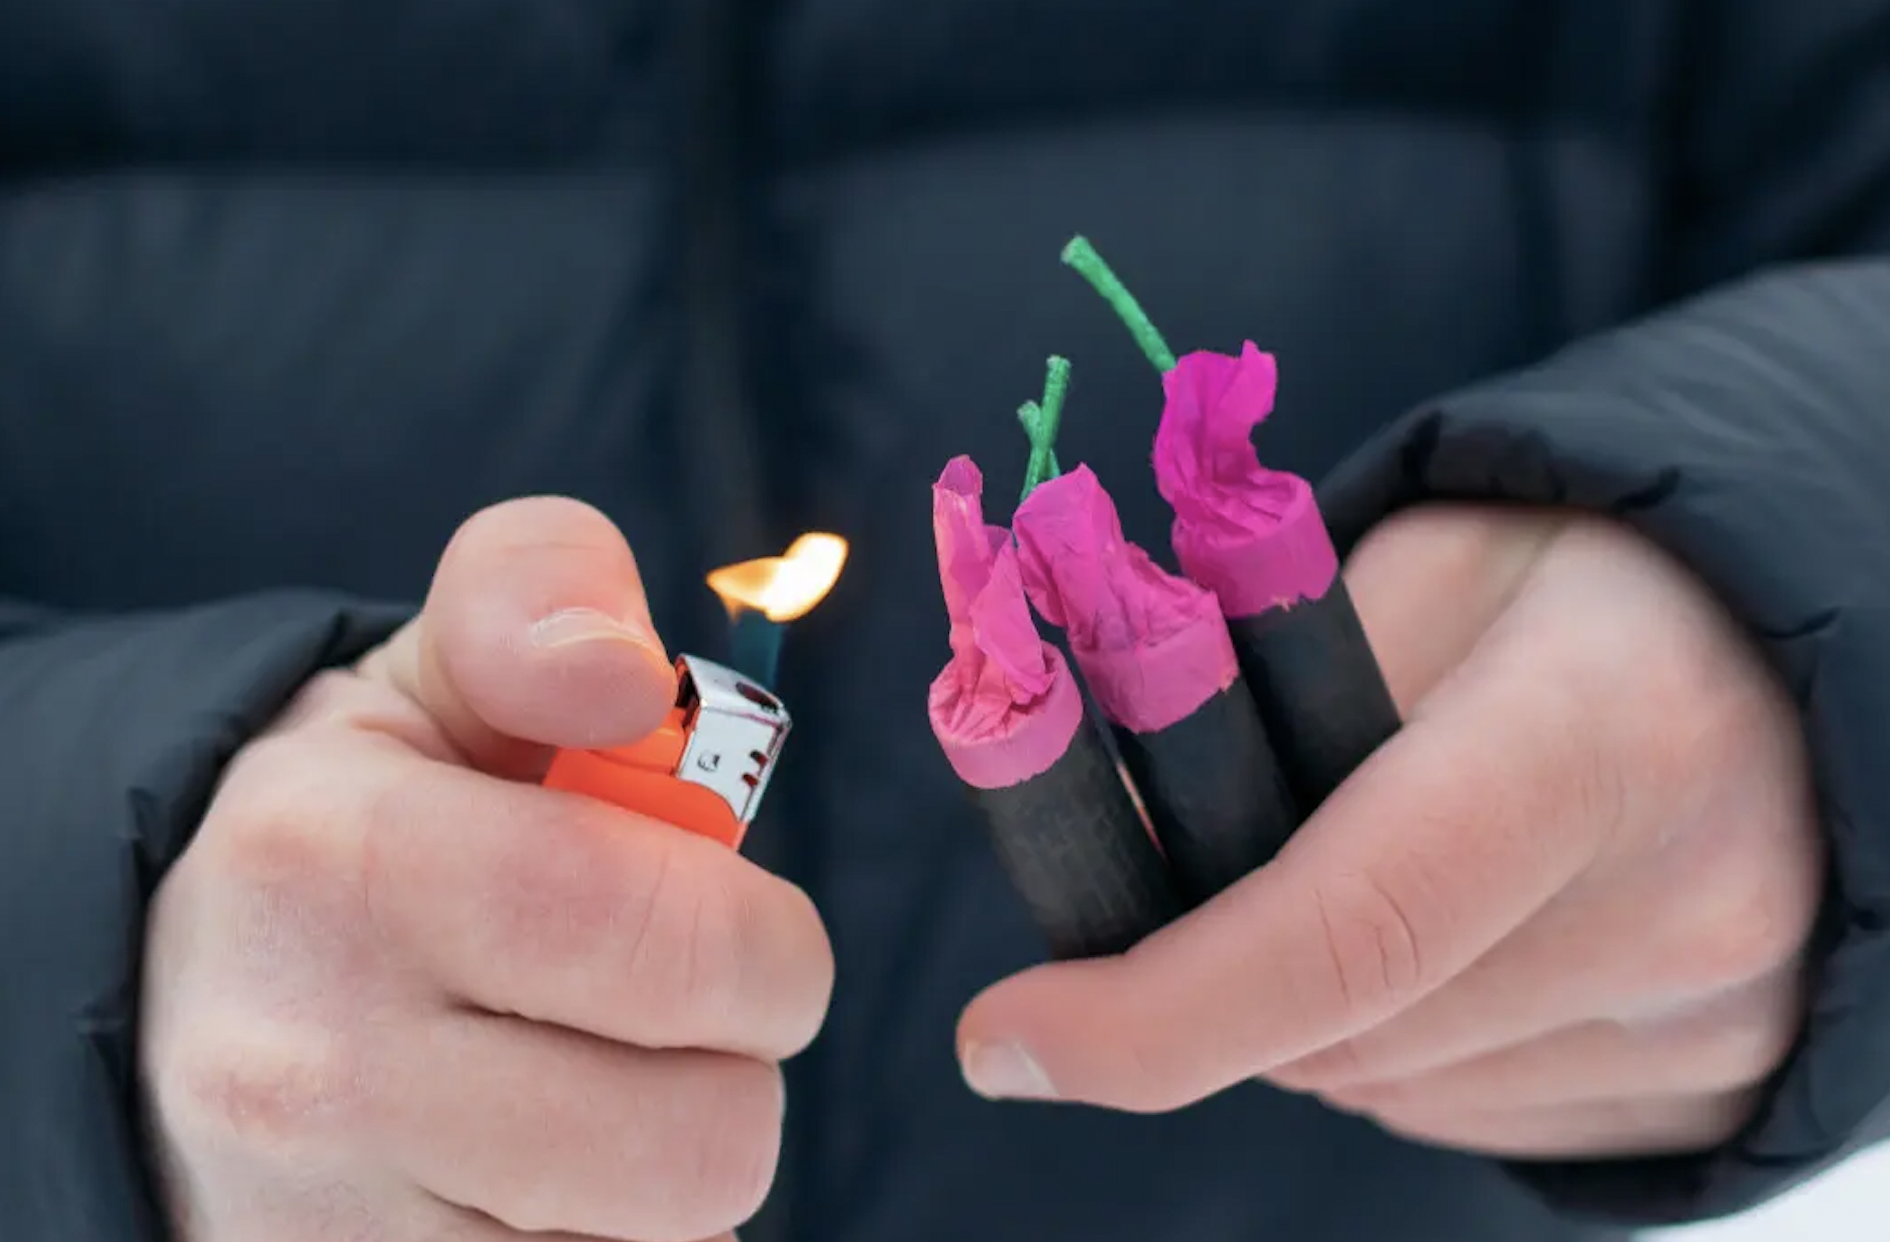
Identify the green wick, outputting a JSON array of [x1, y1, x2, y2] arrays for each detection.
[[1017, 401, 1058, 479], [1061, 235, 1177, 373], [1018, 355, 1072, 503]]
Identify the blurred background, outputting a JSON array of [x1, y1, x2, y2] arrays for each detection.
[[1648, 1145, 1890, 1240]]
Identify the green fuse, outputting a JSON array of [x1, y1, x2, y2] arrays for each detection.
[[1018, 355, 1072, 505]]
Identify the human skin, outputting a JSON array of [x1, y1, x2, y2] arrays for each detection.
[[958, 505, 1823, 1159], [139, 497, 836, 1242]]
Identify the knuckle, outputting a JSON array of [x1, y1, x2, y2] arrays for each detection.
[[208, 736, 360, 897], [625, 847, 753, 1024], [676, 1061, 785, 1234], [464, 805, 793, 1045], [1672, 854, 1819, 992], [261, 668, 371, 736], [161, 1027, 367, 1158], [473, 807, 623, 964], [476, 813, 741, 1017], [615, 851, 831, 1051], [1309, 870, 1428, 1023], [209, 738, 303, 848]]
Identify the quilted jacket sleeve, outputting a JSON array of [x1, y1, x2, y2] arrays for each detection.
[[0, 596, 405, 1242]]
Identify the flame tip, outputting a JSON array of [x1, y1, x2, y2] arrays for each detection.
[[706, 531, 850, 623]]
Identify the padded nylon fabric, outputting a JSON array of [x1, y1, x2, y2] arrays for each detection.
[[1, 2, 1887, 1240]]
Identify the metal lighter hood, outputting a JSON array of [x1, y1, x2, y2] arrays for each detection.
[[673, 654, 792, 825]]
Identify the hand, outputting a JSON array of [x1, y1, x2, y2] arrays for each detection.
[[956, 505, 1822, 1160], [139, 498, 834, 1242]]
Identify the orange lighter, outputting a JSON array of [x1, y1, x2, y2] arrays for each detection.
[[542, 653, 791, 849]]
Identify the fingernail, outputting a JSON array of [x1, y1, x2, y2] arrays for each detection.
[[528, 607, 656, 651], [961, 1042, 1057, 1101]]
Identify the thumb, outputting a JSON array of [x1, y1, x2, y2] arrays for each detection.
[[359, 496, 678, 776]]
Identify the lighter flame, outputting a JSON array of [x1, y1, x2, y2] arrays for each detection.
[[706, 533, 849, 622]]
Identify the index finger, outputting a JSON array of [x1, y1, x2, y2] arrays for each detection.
[[957, 635, 1614, 1112], [359, 745, 835, 1061]]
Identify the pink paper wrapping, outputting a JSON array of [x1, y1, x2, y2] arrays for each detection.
[[927, 457, 1085, 789], [1154, 342, 1339, 616]]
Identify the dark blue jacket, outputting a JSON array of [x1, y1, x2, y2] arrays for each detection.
[[4, 2, 1890, 1239]]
